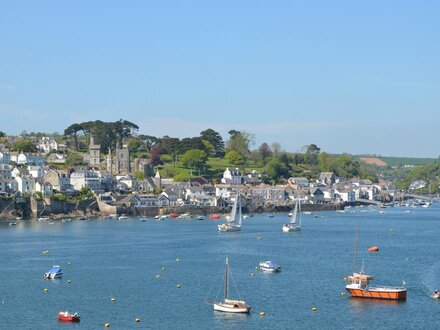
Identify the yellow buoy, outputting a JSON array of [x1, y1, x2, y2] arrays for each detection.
[[259, 312, 265, 316], [42, 250, 49, 254], [312, 307, 318, 311], [104, 323, 110, 328], [43, 288, 48, 292], [341, 292, 346, 296], [111, 297, 116, 302], [176, 284, 181, 288], [134, 318, 140, 323]]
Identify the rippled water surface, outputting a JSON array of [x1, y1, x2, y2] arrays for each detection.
[[1, 205, 439, 329]]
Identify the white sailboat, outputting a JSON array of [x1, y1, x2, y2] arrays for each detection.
[[209, 257, 251, 314], [283, 198, 301, 232], [218, 193, 242, 232]]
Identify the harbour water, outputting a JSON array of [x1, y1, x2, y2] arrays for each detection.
[[1, 205, 439, 329]]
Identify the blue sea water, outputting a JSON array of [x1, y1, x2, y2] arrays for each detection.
[[0, 205, 439, 329]]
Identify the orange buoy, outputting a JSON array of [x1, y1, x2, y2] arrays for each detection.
[[368, 246, 379, 252]]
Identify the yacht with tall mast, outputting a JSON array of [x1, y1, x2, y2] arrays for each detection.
[[283, 198, 301, 232], [218, 192, 242, 232], [206, 256, 251, 313]]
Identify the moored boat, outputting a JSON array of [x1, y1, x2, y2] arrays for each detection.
[[283, 198, 301, 232], [345, 232, 407, 300], [206, 256, 251, 314], [259, 260, 281, 272], [218, 192, 242, 232], [58, 311, 80, 322], [44, 265, 63, 279], [431, 290, 440, 299]]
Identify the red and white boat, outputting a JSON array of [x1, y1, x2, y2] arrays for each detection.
[[58, 311, 80, 322]]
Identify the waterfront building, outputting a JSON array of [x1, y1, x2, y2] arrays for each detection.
[[0, 164, 17, 193], [221, 168, 242, 185], [44, 169, 73, 193], [15, 175, 36, 194], [36, 181, 54, 196], [28, 165, 44, 180], [70, 169, 101, 192]]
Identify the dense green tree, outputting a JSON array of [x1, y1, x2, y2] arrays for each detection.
[[11, 139, 37, 152], [292, 153, 305, 165], [200, 128, 225, 156], [178, 137, 205, 154], [331, 154, 360, 178], [304, 144, 320, 165], [264, 158, 290, 180], [64, 119, 138, 152], [202, 140, 216, 157], [64, 123, 83, 151], [225, 150, 245, 165], [138, 135, 159, 152], [226, 130, 254, 160], [318, 152, 332, 172], [127, 137, 143, 154], [258, 142, 272, 165], [0, 131, 6, 138], [160, 136, 180, 164], [181, 149, 207, 170]]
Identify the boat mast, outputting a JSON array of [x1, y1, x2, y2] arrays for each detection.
[[224, 256, 229, 301], [237, 192, 242, 226], [352, 230, 358, 273]]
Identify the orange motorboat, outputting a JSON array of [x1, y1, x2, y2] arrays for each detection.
[[346, 232, 407, 300], [210, 214, 220, 220], [345, 272, 407, 300], [368, 246, 379, 252]]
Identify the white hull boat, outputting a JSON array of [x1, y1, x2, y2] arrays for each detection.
[[259, 261, 281, 272], [207, 257, 250, 314], [218, 192, 242, 232], [283, 198, 301, 232], [44, 265, 63, 279]]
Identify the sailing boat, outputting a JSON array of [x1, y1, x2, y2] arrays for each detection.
[[218, 192, 242, 232], [208, 257, 251, 313], [345, 231, 407, 300], [282, 198, 301, 232]]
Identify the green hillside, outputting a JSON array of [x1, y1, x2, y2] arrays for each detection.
[[355, 155, 437, 167]]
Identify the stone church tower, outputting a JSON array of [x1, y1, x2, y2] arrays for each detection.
[[89, 136, 101, 168], [115, 144, 130, 174]]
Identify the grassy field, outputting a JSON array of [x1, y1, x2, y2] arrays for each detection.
[[354, 155, 437, 167], [159, 157, 265, 180]]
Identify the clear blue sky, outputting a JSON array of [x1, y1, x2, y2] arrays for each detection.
[[1, 1, 439, 157]]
